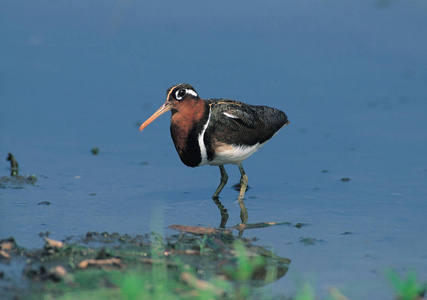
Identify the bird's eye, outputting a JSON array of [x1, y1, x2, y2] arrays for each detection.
[[175, 89, 186, 100]]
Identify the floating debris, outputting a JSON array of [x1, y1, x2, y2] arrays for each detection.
[[38, 231, 50, 237], [42, 238, 64, 256], [300, 237, 321, 246], [0, 237, 20, 262], [38, 201, 51, 205], [0, 175, 37, 189], [0, 249, 11, 260], [294, 222, 308, 229], [170, 222, 293, 235], [340, 177, 351, 182], [181, 271, 226, 297], [45, 238, 64, 250], [6, 153, 19, 176], [0, 238, 17, 251], [91, 147, 99, 155], [232, 221, 292, 231], [47, 266, 70, 283], [78, 258, 123, 269], [1, 152, 37, 188], [169, 225, 232, 235]]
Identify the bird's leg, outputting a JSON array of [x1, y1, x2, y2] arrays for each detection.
[[212, 165, 230, 227], [237, 163, 248, 201], [239, 199, 249, 225], [212, 165, 228, 198], [237, 163, 249, 224]]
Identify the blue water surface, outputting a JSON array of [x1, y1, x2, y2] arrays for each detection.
[[1, 1, 427, 299]]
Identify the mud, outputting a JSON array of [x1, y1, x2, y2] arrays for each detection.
[[0, 229, 290, 299]]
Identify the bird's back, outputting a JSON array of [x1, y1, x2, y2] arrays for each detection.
[[200, 99, 288, 166], [205, 99, 289, 146]]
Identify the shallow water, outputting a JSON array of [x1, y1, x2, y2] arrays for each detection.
[[1, 1, 427, 299]]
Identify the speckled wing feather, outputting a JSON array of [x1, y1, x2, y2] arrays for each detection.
[[205, 99, 289, 147]]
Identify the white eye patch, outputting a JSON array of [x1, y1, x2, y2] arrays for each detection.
[[186, 89, 198, 97], [175, 88, 198, 100]]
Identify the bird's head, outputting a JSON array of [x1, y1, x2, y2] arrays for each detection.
[[139, 83, 200, 131]]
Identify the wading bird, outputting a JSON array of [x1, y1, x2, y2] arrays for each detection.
[[139, 83, 289, 223]]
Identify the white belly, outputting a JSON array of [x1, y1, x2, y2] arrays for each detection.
[[202, 143, 263, 166]]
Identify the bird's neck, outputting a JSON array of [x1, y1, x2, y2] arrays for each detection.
[[170, 98, 206, 132], [170, 99, 209, 167]]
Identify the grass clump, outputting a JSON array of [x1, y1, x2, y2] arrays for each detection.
[[386, 269, 427, 300]]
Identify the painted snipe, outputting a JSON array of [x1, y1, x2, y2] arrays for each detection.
[[139, 83, 289, 221]]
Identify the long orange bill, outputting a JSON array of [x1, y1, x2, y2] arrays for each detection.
[[139, 101, 172, 131]]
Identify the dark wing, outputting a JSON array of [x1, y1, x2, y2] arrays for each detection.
[[205, 99, 288, 146]]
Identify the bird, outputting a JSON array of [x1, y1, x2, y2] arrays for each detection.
[[139, 83, 289, 211]]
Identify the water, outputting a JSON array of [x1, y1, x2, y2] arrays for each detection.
[[1, 1, 427, 298]]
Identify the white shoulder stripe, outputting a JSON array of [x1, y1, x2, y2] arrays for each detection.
[[223, 112, 238, 119], [197, 107, 211, 166]]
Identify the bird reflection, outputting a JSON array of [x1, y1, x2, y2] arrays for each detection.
[[168, 222, 291, 287], [212, 196, 229, 228], [212, 193, 249, 237]]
